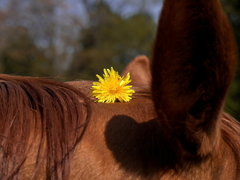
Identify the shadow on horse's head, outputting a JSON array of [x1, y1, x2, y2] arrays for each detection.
[[0, 0, 240, 179]]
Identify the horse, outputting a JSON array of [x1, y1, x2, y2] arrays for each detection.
[[0, 0, 240, 179]]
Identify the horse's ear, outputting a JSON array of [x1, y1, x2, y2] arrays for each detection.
[[121, 56, 151, 86], [151, 0, 237, 156]]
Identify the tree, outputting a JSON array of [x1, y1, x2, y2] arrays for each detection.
[[0, 0, 86, 76], [220, 0, 240, 119], [0, 26, 53, 77], [67, 1, 156, 80]]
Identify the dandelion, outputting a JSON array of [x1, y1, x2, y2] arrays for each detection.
[[91, 67, 135, 103]]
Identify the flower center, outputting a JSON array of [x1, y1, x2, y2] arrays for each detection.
[[109, 87, 119, 94]]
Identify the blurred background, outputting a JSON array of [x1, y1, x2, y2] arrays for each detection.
[[0, 0, 239, 120]]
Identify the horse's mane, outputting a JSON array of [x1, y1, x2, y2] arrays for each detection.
[[0, 74, 91, 179], [221, 113, 240, 176]]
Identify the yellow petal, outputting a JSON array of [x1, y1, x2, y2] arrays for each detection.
[[91, 67, 135, 103]]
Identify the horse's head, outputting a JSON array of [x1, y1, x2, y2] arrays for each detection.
[[67, 1, 239, 179], [0, 0, 239, 179]]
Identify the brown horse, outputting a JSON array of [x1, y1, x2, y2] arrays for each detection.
[[0, 0, 240, 179]]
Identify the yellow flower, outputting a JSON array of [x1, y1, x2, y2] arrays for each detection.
[[92, 67, 135, 103]]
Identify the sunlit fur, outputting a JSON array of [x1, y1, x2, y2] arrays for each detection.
[[0, 75, 91, 179], [0, 0, 240, 179]]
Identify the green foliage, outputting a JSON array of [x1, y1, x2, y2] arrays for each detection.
[[220, 0, 240, 120], [0, 26, 54, 77], [67, 2, 156, 80]]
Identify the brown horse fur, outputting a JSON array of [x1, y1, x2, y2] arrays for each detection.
[[152, 0, 237, 159], [121, 55, 151, 88], [0, 0, 240, 179], [0, 75, 91, 179]]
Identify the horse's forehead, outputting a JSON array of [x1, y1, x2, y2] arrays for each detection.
[[65, 80, 94, 98], [92, 99, 156, 123], [66, 80, 155, 121], [66, 80, 93, 88]]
